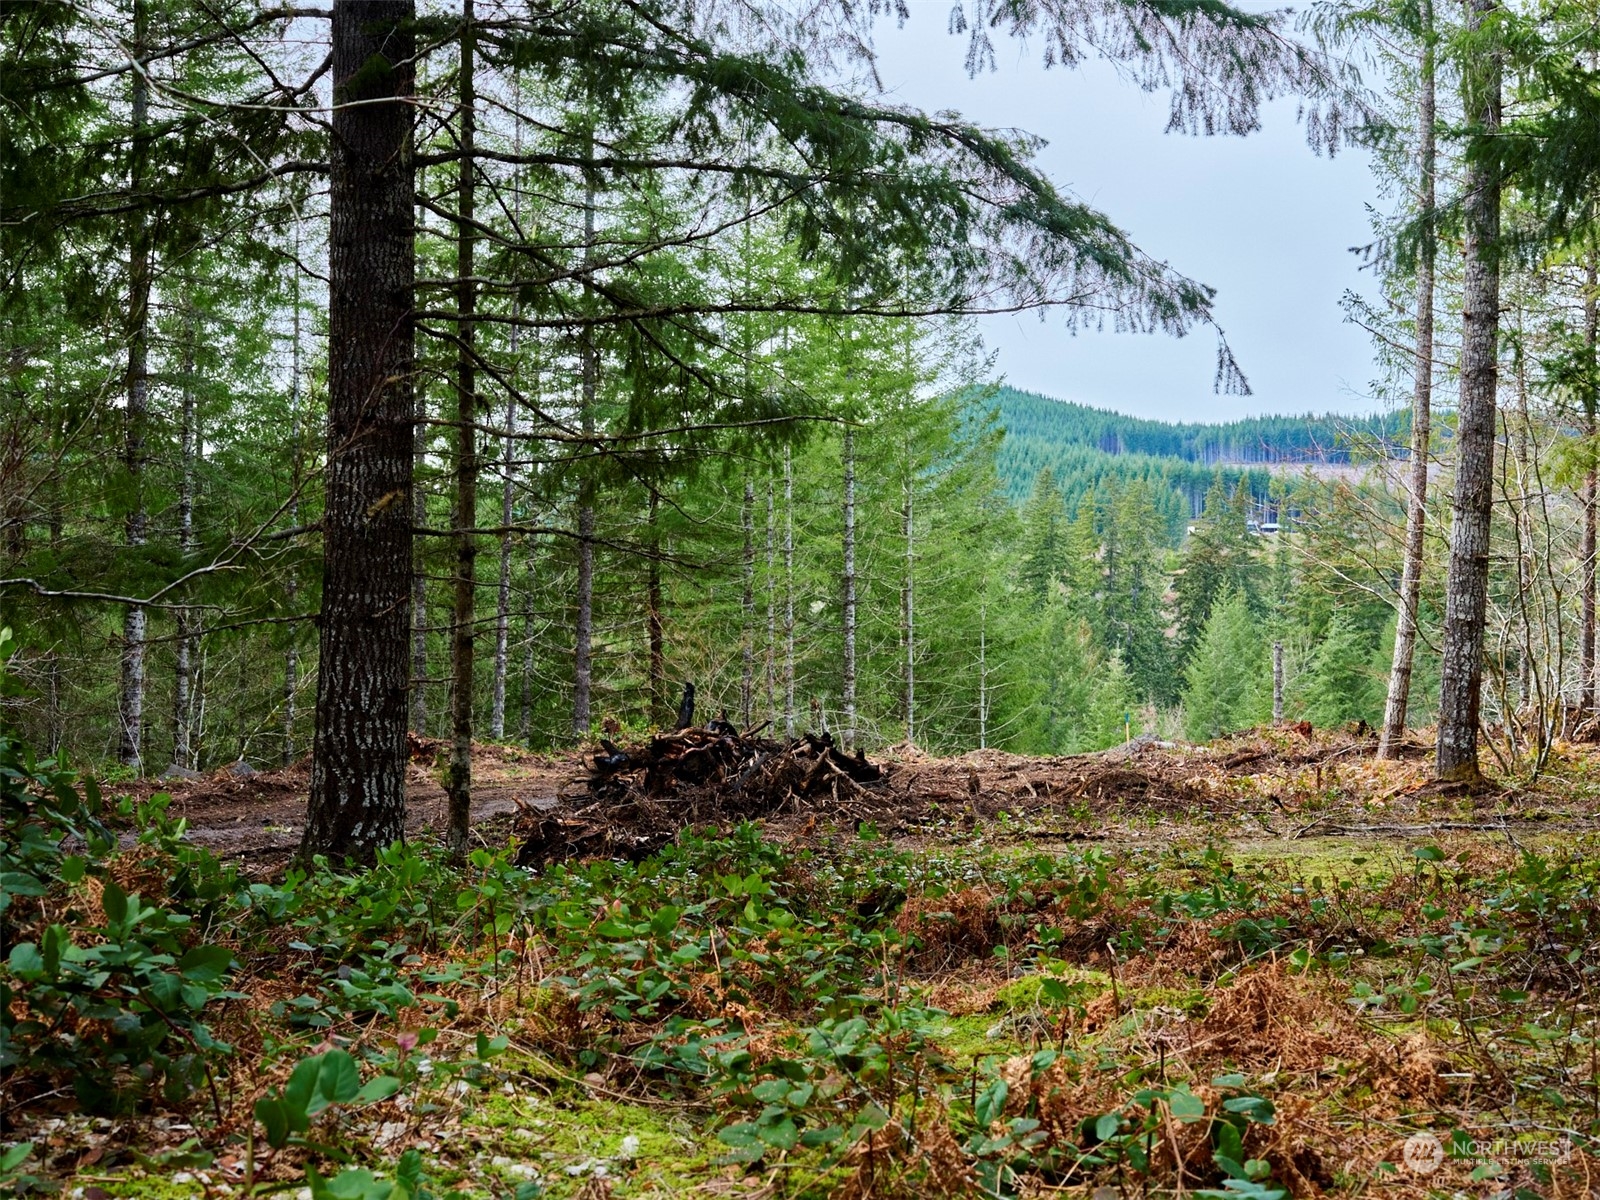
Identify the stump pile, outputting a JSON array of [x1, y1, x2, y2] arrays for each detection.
[[512, 724, 886, 866]]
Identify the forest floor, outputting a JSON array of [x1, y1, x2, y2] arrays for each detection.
[[9, 729, 1600, 1199]]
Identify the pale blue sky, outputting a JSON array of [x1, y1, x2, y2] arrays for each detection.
[[870, 5, 1387, 422]]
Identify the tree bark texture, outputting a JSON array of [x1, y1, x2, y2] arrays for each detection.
[[1435, 0, 1501, 783], [1272, 640, 1284, 723], [1582, 257, 1598, 718], [446, 1, 478, 861], [741, 476, 755, 727], [783, 445, 795, 738], [491, 368, 515, 740], [285, 227, 305, 766], [842, 427, 857, 747], [491, 102, 522, 743], [119, 0, 150, 773], [647, 491, 664, 722], [572, 172, 597, 738], [172, 322, 198, 770], [765, 477, 776, 723], [902, 466, 914, 743], [410, 390, 429, 733], [303, 0, 416, 861], [1380, 0, 1436, 758], [978, 596, 988, 749]]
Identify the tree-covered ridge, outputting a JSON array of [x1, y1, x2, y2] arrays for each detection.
[[989, 387, 1409, 535], [995, 386, 1407, 463]]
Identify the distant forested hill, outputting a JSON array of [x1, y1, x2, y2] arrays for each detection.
[[986, 387, 1407, 541], [994, 388, 1406, 464]]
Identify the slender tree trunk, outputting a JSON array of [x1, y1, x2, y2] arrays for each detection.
[[47, 495, 62, 756], [647, 491, 664, 722], [1435, 0, 1502, 783], [1581, 257, 1598, 719], [285, 225, 304, 766], [765, 477, 776, 723], [1379, 1, 1436, 758], [572, 172, 597, 738], [978, 594, 988, 749], [490, 368, 515, 740], [903, 464, 914, 743], [302, 0, 416, 862], [1272, 640, 1284, 723], [783, 445, 795, 738], [410, 393, 429, 733], [842, 427, 857, 747], [491, 98, 523, 744], [118, 0, 150, 773], [741, 476, 755, 727], [172, 322, 198, 770], [521, 538, 536, 746], [521, 341, 540, 747], [445, 1, 478, 860]]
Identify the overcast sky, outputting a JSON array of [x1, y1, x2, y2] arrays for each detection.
[[866, 5, 1388, 423]]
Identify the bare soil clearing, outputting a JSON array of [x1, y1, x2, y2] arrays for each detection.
[[124, 742, 572, 870], [126, 726, 1600, 872]]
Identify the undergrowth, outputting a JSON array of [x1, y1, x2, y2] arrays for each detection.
[[4, 727, 1600, 1198]]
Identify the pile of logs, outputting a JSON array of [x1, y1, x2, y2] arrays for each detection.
[[513, 721, 886, 866]]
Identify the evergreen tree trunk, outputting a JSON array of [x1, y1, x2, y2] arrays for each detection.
[[285, 227, 304, 766], [118, 0, 150, 773], [572, 173, 597, 739], [647, 491, 664, 722], [765, 477, 776, 723], [1379, 1, 1436, 759], [902, 466, 914, 743], [302, 0, 416, 862], [842, 427, 857, 747], [1435, 0, 1502, 783], [172, 322, 198, 770], [521, 537, 536, 747], [410, 394, 429, 733], [783, 444, 795, 738], [978, 595, 988, 749], [1272, 639, 1284, 723], [490, 372, 515, 741], [491, 104, 523, 744], [47, 497, 62, 756], [1581, 256, 1597, 718], [446, 1, 478, 861], [741, 476, 755, 727]]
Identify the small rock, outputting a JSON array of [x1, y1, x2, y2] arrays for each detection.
[[161, 763, 202, 781], [228, 759, 258, 779]]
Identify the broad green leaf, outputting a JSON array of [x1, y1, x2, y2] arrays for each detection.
[[975, 1079, 1009, 1126], [355, 1075, 402, 1104], [1167, 1089, 1207, 1121], [178, 945, 234, 983]]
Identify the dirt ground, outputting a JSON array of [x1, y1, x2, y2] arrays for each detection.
[[125, 741, 574, 870], [122, 725, 1600, 873]]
